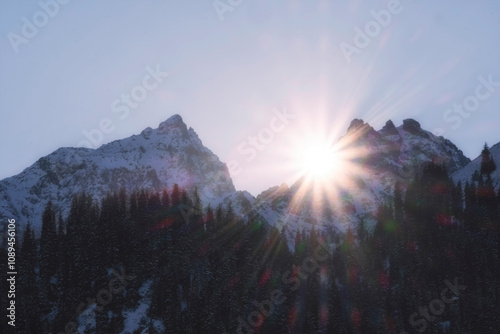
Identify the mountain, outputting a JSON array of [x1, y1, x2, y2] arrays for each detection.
[[453, 142, 500, 187], [0, 115, 485, 238], [0, 114, 252, 232], [254, 119, 472, 237]]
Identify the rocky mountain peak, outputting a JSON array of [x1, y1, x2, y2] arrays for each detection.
[[344, 119, 379, 143], [402, 118, 421, 133], [160, 113, 184, 127], [347, 119, 365, 133], [0, 114, 238, 232], [380, 120, 399, 136], [157, 114, 189, 136]]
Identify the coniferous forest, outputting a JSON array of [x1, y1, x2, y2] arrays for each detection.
[[1, 148, 500, 334]]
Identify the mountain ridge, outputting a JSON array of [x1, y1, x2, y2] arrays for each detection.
[[1, 114, 498, 237], [254, 117, 476, 239]]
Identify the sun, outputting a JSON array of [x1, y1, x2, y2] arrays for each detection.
[[298, 141, 348, 182], [275, 112, 372, 224], [300, 143, 338, 179], [285, 130, 370, 214], [284, 137, 358, 220]]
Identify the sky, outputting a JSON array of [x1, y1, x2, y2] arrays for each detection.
[[1, 0, 500, 195]]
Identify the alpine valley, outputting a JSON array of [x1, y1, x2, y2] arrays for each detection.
[[1, 114, 500, 334]]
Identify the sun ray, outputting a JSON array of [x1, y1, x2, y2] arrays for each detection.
[[279, 122, 377, 229]]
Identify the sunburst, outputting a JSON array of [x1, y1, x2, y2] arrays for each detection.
[[285, 126, 371, 223]]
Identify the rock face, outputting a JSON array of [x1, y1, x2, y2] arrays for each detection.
[[0, 114, 248, 232]]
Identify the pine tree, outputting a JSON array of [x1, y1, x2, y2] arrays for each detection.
[[130, 191, 138, 222], [161, 188, 170, 208], [480, 143, 497, 177], [64, 193, 98, 302], [479, 175, 498, 229], [137, 189, 150, 229], [205, 204, 215, 234], [394, 181, 404, 227], [215, 204, 224, 230], [225, 202, 236, 225], [18, 223, 42, 332], [464, 181, 478, 230], [171, 183, 181, 207], [294, 229, 302, 264], [356, 219, 367, 244], [148, 191, 162, 227], [55, 212, 67, 297], [452, 181, 464, 222], [40, 201, 58, 294]]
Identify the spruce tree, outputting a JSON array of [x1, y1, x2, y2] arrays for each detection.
[[19, 223, 42, 332], [40, 201, 58, 293], [171, 183, 181, 207], [161, 188, 170, 208], [480, 143, 497, 177]]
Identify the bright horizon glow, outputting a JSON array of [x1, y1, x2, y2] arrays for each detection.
[[300, 143, 335, 178], [299, 142, 344, 180], [275, 120, 372, 224]]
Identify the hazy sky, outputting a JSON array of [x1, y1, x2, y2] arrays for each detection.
[[1, 0, 500, 195]]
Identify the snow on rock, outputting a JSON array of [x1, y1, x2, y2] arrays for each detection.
[[0, 114, 246, 233]]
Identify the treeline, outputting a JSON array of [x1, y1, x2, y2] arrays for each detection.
[[1, 146, 500, 333]]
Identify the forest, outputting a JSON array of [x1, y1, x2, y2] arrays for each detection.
[[1, 146, 499, 334]]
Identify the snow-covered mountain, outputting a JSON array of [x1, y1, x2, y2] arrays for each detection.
[[452, 141, 500, 187], [0, 114, 252, 232], [254, 119, 472, 237], [2, 114, 492, 240]]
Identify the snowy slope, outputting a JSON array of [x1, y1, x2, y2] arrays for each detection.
[[254, 119, 471, 236], [452, 141, 500, 187], [0, 114, 252, 232]]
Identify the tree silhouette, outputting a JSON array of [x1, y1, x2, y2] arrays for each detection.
[[480, 143, 497, 177]]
